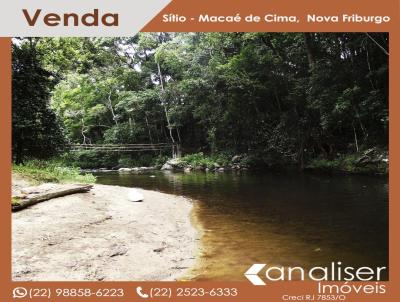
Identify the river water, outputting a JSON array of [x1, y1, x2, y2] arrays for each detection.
[[94, 170, 388, 281]]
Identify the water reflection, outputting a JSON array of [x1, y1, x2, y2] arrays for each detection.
[[94, 170, 388, 281]]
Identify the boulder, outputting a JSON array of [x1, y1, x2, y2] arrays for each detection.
[[354, 148, 389, 170], [364, 148, 376, 156], [161, 158, 185, 170], [231, 155, 242, 163], [168, 158, 184, 166], [161, 163, 173, 170], [118, 168, 132, 172]]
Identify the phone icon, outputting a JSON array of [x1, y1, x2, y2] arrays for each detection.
[[136, 286, 149, 299]]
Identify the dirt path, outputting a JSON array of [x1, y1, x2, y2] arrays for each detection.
[[12, 182, 199, 281]]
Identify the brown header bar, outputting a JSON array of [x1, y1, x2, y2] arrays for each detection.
[[143, 0, 398, 32]]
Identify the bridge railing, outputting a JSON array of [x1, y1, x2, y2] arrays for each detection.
[[70, 143, 180, 157]]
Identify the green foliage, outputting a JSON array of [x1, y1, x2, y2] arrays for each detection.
[[307, 158, 342, 171], [118, 153, 155, 167], [13, 33, 388, 171], [13, 160, 95, 183], [62, 151, 162, 169], [12, 197, 22, 206], [212, 152, 233, 167], [180, 152, 248, 169], [61, 151, 118, 169], [307, 153, 388, 174], [12, 38, 66, 163], [153, 154, 169, 168], [237, 154, 264, 168], [181, 153, 216, 169]]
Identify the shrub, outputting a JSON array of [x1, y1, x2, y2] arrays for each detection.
[[181, 152, 216, 169], [61, 150, 162, 169], [307, 152, 388, 174], [153, 154, 169, 168], [13, 159, 96, 183], [213, 152, 233, 166]]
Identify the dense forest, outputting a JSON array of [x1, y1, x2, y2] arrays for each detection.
[[12, 33, 389, 172]]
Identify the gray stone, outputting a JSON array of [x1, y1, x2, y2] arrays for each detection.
[[167, 158, 183, 166], [161, 163, 173, 170], [161, 158, 185, 170], [231, 155, 242, 163]]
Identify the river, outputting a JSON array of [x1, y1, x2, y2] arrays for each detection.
[[94, 170, 388, 281]]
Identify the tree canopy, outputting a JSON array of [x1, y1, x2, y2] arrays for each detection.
[[12, 33, 388, 168]]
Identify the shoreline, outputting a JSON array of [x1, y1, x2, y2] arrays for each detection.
[[186, 201, 206, 281], [12, 181, 201, 281]]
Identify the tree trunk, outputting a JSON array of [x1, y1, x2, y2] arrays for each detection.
[[15, 139, 24, 164], [298, 133, 306, 171], [156, 61, 175, 144], [12, 184, 93, 211], [303, 33, 316, 68], [365, 33, 389, 56], [107, 90, 118, 126], [353, 122, 359, 152], [144, 113, 154, 144], [81, 118, 89, 144], [176, 127, 182, 143]]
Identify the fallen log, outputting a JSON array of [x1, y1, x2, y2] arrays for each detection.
[[12, 184, 93, 212]]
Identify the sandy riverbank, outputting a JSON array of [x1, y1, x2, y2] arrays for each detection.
[[12, 178, 200, 281]]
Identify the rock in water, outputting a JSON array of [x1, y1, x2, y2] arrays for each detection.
[[231, 155, 242, 163], [161, 158, 185, 171], [161, 163, 173, 170], [127, 189, 144, 202]]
